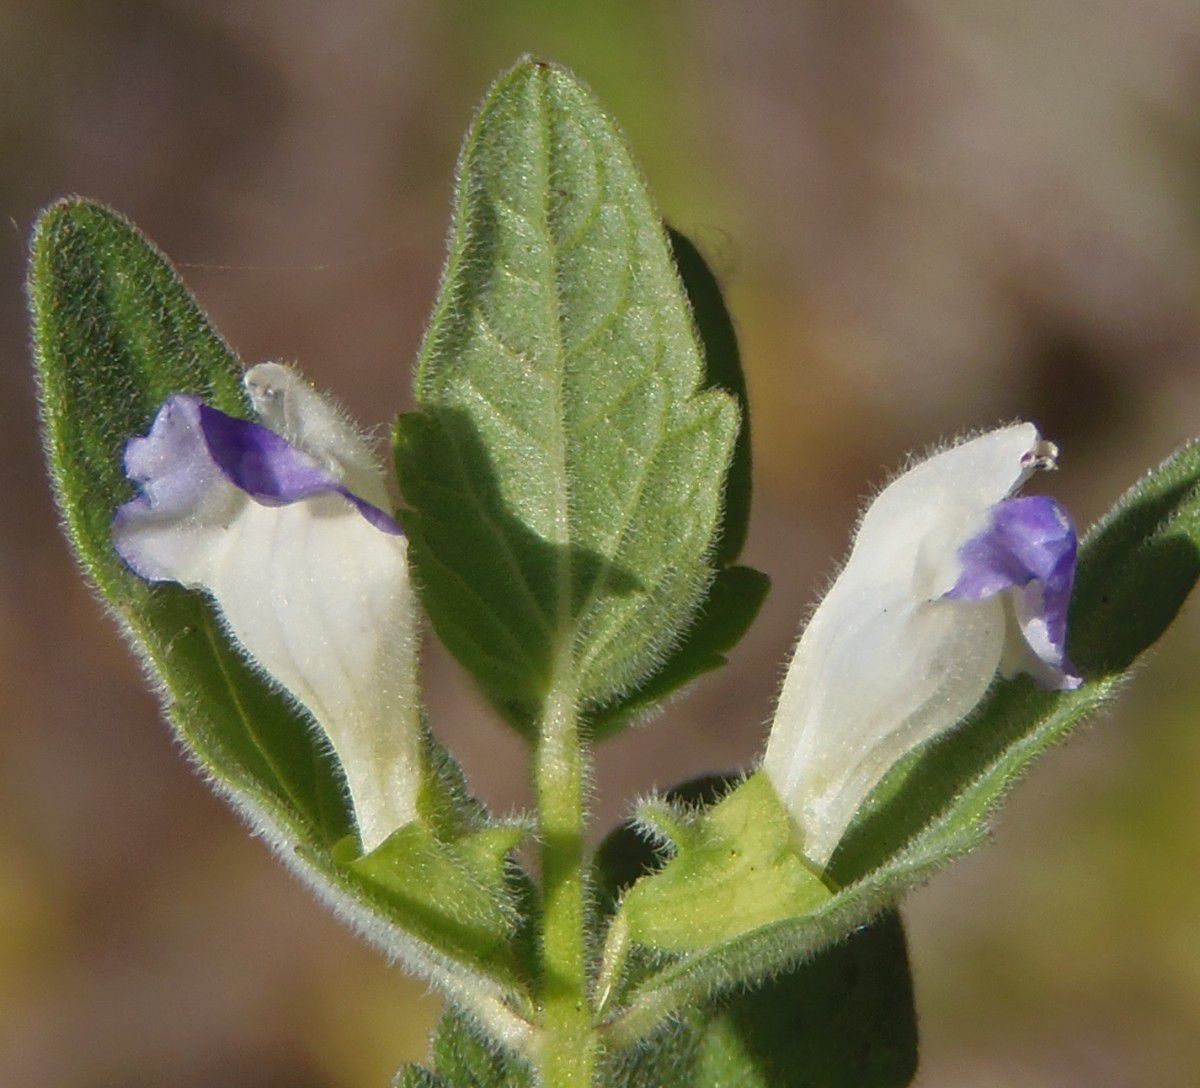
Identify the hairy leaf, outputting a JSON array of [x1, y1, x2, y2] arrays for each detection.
[[620, 772, 829, 951], [30, 197, 351, 844], [693, 913, 917, 1088], [589, 565, 769, 738], [29, 198, 533, 1023], [393, 1068, 451, 1088], [667, 227, 751, 566], [337, 824, 525, 967], [395, 60, 738, 728], [594, 782, 917, 1085], [430, 1006, 535, 1088], [587, 228, 768, 737]]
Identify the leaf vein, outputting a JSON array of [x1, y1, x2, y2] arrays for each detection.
[[473, 308, 540, 379], [459, 372, 555, 456]]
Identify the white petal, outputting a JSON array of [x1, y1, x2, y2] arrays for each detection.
[[851, 422, 1043, 599], [244, 362, 394, 513], [199, 495, 420, 851], [114, 393, 420, 852], [763, 423, 1048, 866]]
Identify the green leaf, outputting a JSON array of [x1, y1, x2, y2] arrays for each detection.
[[594, 781, 917, 1086], [1068, 439, 1200, 674], [603, 438, 1200, 1042], [394, 60, 738, 725], [586, 229, 766, 737], [667, 227, 752, 566], [600, 1018, 704, 1088], [29, 198, 535, 1027], [589, 565, 769, 738], [692, 912, 917, 1088], [620, 772, 830, 952], [29, 197, 352, 845], [603, 821, 951, 1050], [586, 229, 767, 737], [336, 822, 525, 968], [429, 1006, 535, 1088], [393, 1067, 450, 1088]]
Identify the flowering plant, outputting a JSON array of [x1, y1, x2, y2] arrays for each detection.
[[29, 59, 1200, 1087]]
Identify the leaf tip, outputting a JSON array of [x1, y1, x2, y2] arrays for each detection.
[[30, 194, 119, 251]]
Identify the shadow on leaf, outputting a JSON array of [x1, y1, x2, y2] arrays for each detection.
[[395, 405, 643, 732]]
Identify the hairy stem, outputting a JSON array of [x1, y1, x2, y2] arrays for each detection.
[[535, 663, 597, 1086]]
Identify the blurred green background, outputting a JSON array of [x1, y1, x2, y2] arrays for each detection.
[[3, 3, 1200, 1085]]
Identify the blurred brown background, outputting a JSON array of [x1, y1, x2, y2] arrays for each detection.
[[3, 2, 1200, 1085]]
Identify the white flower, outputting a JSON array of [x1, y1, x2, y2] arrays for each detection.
[[113, 364, 420, 852], [763, 422, 1079, 867]]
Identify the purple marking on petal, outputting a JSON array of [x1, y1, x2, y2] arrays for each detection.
[[122, 395, 215, 502], [197, 403, 332, 501], [115, 395, 400, 558], [196, 403, 401, 534], [946, 495, 1080, 689], [113, 395, 231, 577]]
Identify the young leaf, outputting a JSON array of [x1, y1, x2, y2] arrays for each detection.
[[396, 1070, 451, 1088], [604, 437, 1200, 1042], [334, 823, 525, 967], [29, 198, 535, 1033], [602, 817, 963, 1049], [599, 1018, 705, 1088], [393, 1069, 451, 1088], [394, 60, 738, 725], [619, 773, 829, 951], [594, 780, 917, 1086], [429, 1006, 535, 1088]]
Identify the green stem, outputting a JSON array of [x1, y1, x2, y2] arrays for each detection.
[[535, 669, 597, 1086]]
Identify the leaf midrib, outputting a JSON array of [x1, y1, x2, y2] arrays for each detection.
[[533, 64, 576, 649]]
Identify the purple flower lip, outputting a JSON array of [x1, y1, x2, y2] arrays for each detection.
[[120, 394, 401, 538], [194, 400, 402, 534], [946, 494, 1080, 690]]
